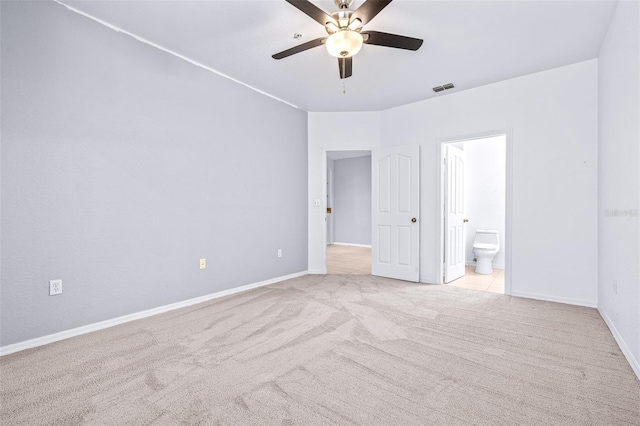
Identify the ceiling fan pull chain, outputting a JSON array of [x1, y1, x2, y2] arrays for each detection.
[[342, 82, 346, 94]]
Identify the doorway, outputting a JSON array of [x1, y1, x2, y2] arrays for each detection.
[[439, 133, 511, 294], [325, 150, 372, 275]]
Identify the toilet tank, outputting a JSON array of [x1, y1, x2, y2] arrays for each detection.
[[474, 230, 500, 248]]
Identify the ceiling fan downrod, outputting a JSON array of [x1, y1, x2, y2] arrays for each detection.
[[328, 1, 358, 33], [335, 0, 354, 9]]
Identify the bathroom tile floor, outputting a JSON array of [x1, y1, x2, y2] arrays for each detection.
[[447, 266, 504, 293]]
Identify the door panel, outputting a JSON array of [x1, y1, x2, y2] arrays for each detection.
[[378, 226, 391, 264], [444, 145, 466, 283], [378, 156, 391, 213], [397, 154, 411, 213], [397, 226, 411, 266], [372, 145, 420, 282]]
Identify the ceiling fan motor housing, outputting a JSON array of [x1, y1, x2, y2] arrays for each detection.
[[330, 9, 355, 31]]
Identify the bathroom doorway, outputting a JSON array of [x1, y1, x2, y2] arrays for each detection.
[[439, 133, 510, 294]]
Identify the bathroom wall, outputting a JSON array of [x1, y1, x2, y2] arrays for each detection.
[[463, 136, 506, 268]]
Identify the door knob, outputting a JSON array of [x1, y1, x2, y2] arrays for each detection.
[[411, 218, 417, 223], [463, 219, 469, 223]]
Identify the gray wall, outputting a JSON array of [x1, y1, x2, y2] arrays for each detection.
[[597, 0, 640, 370], [0, 1, 308, 346], [333, 156, 371, 245]]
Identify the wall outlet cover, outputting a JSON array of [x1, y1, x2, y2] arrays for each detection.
[[199, 259, 206, 269], [49, 279, 62, 296]]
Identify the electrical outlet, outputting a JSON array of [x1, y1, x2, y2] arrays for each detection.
[[277, 249, 282, 258], [613, 279, 618, 295], [50, 279, 62, 296], [200, 258, 206, 269], [313, 199, 321, 207]]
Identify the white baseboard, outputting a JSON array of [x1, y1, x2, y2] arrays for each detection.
[[331, 242, 372, 248], [307, 269, 324, 275], [0, 270, 308, 357], [420, 275, 438, 284], [510, 290, 597, 308], [598, 308, 640, 380]]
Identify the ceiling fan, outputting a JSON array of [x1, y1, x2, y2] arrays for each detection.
[[272, 0, 423, 79]]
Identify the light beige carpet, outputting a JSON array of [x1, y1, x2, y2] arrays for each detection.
[[1, 274, 639, 425]]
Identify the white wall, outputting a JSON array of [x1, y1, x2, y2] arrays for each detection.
[[381, 60, 598, 306], [597, 0, 640, 377], [333, 155, 372, 246], [308, 112, 381, 273], [462, 136, 506, 268]]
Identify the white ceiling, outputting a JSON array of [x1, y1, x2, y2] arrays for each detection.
[[61, 0, 617, 112]]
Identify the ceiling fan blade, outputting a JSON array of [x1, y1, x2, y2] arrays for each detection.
[[285, 0, 337, 26], [338, 57, 353, 79], [351, 0, 393, 26], [361, 31, 423, 50], [272, 37, 326, 59]]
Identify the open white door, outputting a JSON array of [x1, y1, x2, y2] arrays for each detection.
[[372, 145, 420, 282], [444, 144, 466, 283]]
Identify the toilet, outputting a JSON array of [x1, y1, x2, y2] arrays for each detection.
[[472, 230, 500, 274]]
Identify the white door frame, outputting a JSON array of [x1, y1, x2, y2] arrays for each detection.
[[436, 129, 513, 295], [327, 165, 334, 245], [321, 148, 375, 274]]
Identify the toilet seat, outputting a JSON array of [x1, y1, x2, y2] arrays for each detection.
[[473, 243, 497, 250]]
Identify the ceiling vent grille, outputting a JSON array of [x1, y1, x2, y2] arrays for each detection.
[[433, 82, 455, 93]]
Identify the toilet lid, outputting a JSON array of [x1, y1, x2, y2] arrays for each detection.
[[473, 243, 497, 249]]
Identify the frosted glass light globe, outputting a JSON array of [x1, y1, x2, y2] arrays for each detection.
[[325, 30, 363, 58]]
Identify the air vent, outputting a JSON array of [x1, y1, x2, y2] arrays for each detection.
[[433, 82, 455, 93]]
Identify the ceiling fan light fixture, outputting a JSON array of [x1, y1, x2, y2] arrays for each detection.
[[326, 30, 363, 58]]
